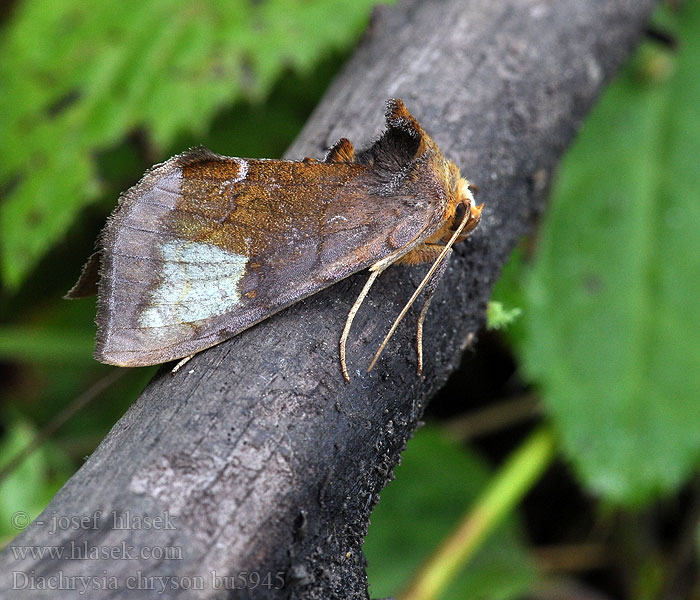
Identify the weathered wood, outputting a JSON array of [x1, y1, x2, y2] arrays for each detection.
[[1, 0, 657, 598]]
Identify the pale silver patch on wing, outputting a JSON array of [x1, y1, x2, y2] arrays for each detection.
[[139, 240, 248, 328], [233, 158, 248, 182], [218, 158, 249, 195]]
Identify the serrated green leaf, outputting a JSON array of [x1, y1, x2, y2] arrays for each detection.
[[0, 0, 387, 290], [364, 426, 534, 600], [521, 5, 700, 504]]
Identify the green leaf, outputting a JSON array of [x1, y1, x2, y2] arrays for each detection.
[[364, 426, 534, 600], [521, 5, 700, 504], [486, 301, 522, 331], [0, 415, 59, 539], [0, 0, 387, 290], [490, 246, 529, 347]]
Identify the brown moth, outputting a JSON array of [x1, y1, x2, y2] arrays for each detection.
[[66, 99, 482, 379]]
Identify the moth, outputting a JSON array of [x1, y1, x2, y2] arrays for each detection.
[[67, 99, 482, 379]]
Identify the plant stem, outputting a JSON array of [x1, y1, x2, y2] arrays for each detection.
[[399, 425, 557, 600]]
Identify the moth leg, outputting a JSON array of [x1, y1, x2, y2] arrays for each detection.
[[414, 249, 452, 375], [340, 267, 386, 382], [393, 245, 451, 375], [171, 354, 195, 374]]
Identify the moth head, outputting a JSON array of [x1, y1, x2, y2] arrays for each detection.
[[452, 177, 483, 235]]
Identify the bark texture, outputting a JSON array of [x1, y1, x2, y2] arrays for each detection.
[[1, 0, 657, 598]]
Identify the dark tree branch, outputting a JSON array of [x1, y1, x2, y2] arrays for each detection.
[[1, 0, 656, 598]]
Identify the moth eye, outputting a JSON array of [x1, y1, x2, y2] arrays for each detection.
[[451, 202, 467, 229]]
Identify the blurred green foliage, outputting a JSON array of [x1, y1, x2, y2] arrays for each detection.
[[0, 0, 384, 290], [511, 3, 700, 505], [486, 3, 700, 535], [0, 415, 69, 541], [364, 426, 535, 599]]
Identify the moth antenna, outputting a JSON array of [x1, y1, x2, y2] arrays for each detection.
[[340, 267, 386, 381], [367, 208, 474, 373], [416, 296, 430, 374]]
